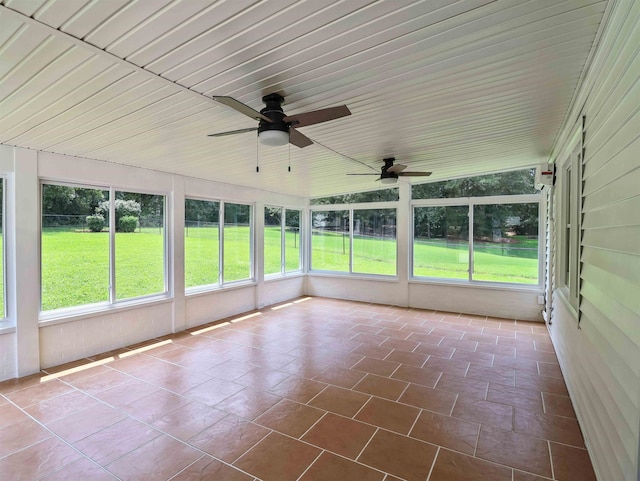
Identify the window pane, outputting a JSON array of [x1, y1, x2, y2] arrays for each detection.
[[311, 210, 350, 272], [413, 206, 469, 279], [352, 209, 396, 275], [285, 209, 302, 272], [412, 168, 536, 199], [115, 192, 165, 300], [223, 203, 251, 282], [185, 199, 219, 288], [473, 203, 539, 284], [0, 179, 4, 318], [41, 184, 110, 310], [264, 207, 282, 276]]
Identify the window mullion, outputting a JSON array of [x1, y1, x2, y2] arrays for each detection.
[[468, 204, 474, 282], [109, 187, 116, 303], [219, 202, 224, 285]]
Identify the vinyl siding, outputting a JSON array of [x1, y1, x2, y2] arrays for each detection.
[[549, 1, 640, 480]]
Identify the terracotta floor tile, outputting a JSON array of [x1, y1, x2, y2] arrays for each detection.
[[355, 396, 420, 434], [233, 431, 321, 481], [493, 354, 539, 374], [429, 448, 512, 481], [537, 361, 564, 379], [151, 401, 227, 440], [377, 327, 410, 339], [550, 442, 597, 481], [409, 410, 480, 455], [235, 367, 292, 391], [75, 417, 161, 464], [5, 379, 74, 408], [486, 384, 544, 412], [516, 348, 559, 364], [475, 342, 516, 357], [542, 391, 576, 418], [452, 397, 513, 431], [514, 408, 585, 447], [0, 436, 81, 480], [216, 386, 282, 420], [406, 331, 443, 345], [94, 378, 160, 409], [255, 398, 324, 438], [106, 434, 201, 481], [398, 383, 457, 415], [476, 425, 552, 477], [0, 402, 30, 428], [439, 337, 478, 351], [380, 337, 420, 352], [47, 402, 126, 443], [39, 457, 117, 480], [424, 357, 470, 377], [308, 385, 371, 417], [513, 470, 553, 481], [516, 372, 569, 396], [121, 388, 192, 424], [390, 364, 441, 388], [302, 412, 376, 459], [188, 413, 270, 463], [313, 366, 366, 389], [269, 376, 327, 403], [0, 418, 52, 458], [450, 348, 493, 366], [171, 455, 254, 481], [68, 369, 132, 395], [357, 429, 438, 481], [384, 350, 429, 367], [466, 364, 515, 387], [184, 377, 246, 406], [435, 372, 489, 400], [351, 344, 395, 360], [352, 356, 402, 376], [299, 451, 385, 481]]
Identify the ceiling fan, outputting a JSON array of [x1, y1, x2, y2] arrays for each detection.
[[208, 93, 351, 148], [348, 157, 432, 184]]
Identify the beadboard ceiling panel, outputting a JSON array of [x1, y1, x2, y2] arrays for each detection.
[[0, 0, 608, 197]]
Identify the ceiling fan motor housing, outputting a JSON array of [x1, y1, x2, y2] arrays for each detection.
[[381, 157, 398, 179], [258, 93, 288, 134]]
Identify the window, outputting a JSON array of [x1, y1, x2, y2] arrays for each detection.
[[352, 209, 396, 276], [413, 205, 469, 279], [0, 178, 5, 319], [185, 199, 220, 288], [284, 209, 302, 273], [264, 207, 282, 276], [473, 203, 539, 284], [311, 207, 398, 276], [223, 203, 252, 283], [560, 142, 582, 309], [310, 188, 399, 205], [411, 169, 542, 285], [311, 209, 350, 272], [264, 207, 302, 277], [41, 183, 167, 313]]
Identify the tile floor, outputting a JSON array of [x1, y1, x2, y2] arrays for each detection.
[[0, 297, 597, 481]]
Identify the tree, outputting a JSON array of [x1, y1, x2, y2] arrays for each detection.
[[97, 199, 141, 232]]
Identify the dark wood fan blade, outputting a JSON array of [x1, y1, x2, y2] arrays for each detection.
[[397, 171, 432, 176], [347, 173, 380, 176], [289, 127, 313, 148], [387, 164, 407, 173], [284, 105, 351, 128], [212, 96, 272, 122], [208, 127, 258, 137]]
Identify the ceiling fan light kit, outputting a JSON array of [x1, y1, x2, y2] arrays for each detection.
[[209, 93, 350, 149]]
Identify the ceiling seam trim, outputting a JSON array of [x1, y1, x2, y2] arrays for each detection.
[[0, 4, 226, 116]]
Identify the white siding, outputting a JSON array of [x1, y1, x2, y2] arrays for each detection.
[[549, 1, 640, 480]]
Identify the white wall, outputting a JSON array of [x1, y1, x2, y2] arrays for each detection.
[[0, 147, 306, 378], [548, 1, 640, 480]]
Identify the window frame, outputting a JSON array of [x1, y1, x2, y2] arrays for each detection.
[[411, 194, 544, 288], [39, 180, 170, 320], [264, 205, 303, 279], [309, 201, 398, 278], [0, 176, 6, 321], [184, 196, 221, 291], [221, 201, 254, 285]]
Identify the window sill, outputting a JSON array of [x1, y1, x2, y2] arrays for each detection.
[[308, 271, 399, 282], [38, 295, 173, 327], [264, 272, 305, 282], [409, 277, 543, 292], [0, 322, 16, 335], [186, 279, 257, 298]]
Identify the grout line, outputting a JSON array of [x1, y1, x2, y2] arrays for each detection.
[[548, 440, 556, 480], [299, 411, 327, 439], [294, 449, 325, 481], [407, 408, 422, 436], [425, 446, 440, 481], [355, 427, 379, 462]]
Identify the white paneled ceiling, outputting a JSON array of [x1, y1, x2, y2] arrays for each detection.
[[0, 0, 608, 197]]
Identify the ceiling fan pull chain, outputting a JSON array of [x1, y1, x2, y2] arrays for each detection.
[[288, 143, 291, 172], [256, 135, 260, 173]]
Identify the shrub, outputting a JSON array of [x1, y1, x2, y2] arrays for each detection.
[[119, 216, 138, 233], [86, 214, 105, 232]]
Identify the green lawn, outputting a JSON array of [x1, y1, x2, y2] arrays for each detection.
[[39, 227, 538, 311]]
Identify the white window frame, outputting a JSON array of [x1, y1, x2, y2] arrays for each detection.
[[39, 180, 170, 320], [184, 196, 221, 292], [309, 201, 399, 278], [264, 205, 303, 279], [411, 194, 544, 288], [220, 201, 254, 286], [0, 176, 6, 321]]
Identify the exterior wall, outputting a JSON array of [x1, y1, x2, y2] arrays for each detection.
[[548, 1, 640, 480]]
